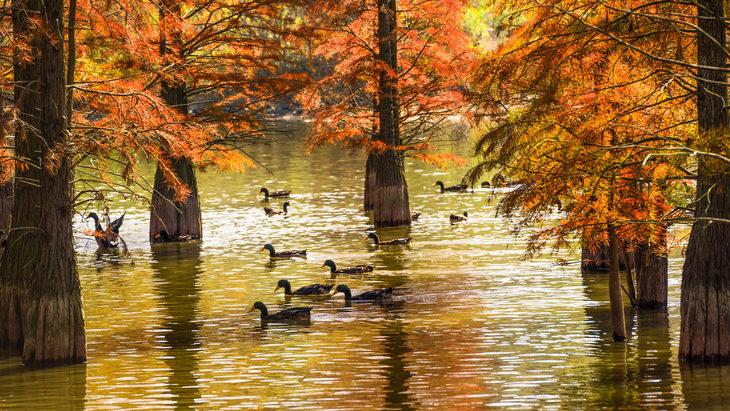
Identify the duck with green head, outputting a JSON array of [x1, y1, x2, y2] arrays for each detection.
[[367, 232, 411, 246], [330, 284, 394, 303], [322, 259, 374, 274], [259, 187, 291, 200], [434, 180, 467, 193], [264, 201, 290, 217], [247, 301, 312, 324], [262, 243, 307, 258], [274, 279, 333, 296]]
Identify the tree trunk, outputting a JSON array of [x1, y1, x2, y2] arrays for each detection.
[[679, 0, 730, 361], [149, 1, 202, 242], [624, 246, 637, 306], [635, 243, 668, 309], [0, 0, 86, 366], [607, 224, 626, 341], [374, 0, 411, 228], [364, 153, 376, 212]]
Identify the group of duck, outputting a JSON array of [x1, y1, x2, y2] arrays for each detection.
[[249, 180, 486, 325]]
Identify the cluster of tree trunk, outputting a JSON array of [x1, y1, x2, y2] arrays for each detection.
[[0, 0, 86, 366], [364, 0, 411, 228], [149, 0, 202, 243], [679, 0, 730, 362]]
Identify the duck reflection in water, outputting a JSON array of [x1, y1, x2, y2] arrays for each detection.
[[150, 242, 203, 409]]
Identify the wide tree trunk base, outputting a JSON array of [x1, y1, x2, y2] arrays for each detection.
[[0, 285, 23, 351], [150, 159, 203, 243], [21, 294, 86, 367]]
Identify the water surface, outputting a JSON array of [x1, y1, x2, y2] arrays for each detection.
[[1, 122, 728, 409]]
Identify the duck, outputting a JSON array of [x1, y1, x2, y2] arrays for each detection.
[[262, 243, 307, 258], [449, 212, 468, 222], [322, 259, 374, 274], [260, 187, 291, 200], [411, 212, 421, 220], [330, 284, 394, 302], [247, 301, 312, 324], [481, 181, 491, 188], [274, 279, 333, 296], [434, 180, 467, 193], [367, 232, 411, 246], [86, 212, 125, 248], [264, 201, 290, 217]]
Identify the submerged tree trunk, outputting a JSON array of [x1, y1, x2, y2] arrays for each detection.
[[373, 0, 411, 227], [364, 153, 376, 212], [149, 0, 202, 242], [0, 0, 86, 365], [680, 0, 730, 361], [607, 225, 626, 341], [635, 243, 668, 309], [150, 158, 202, 242]]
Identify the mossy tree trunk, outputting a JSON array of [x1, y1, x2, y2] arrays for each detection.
[[149, 0, 202, 242], [373, 0, 411, 227], [0, 0, 86, 366], [679, 0, 730, 361]]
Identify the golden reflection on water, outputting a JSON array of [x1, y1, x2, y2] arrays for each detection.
[[0, 122, 729, 409]]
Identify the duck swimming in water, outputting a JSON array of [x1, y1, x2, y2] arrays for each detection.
[[330, 284, 394, 302], [434, 181, 467, 193], [322, 259, 374, 274], [264, 201, 290, 217], [274, 279, 333, 296], [247, 301, 312, 324], [86, 212, 125, 248], [367, 232, 411, 246], [411, 212, 421, 220], [262, 243, 307, 258], [449, 212, 468, 222], [259, 187, 291, 200]]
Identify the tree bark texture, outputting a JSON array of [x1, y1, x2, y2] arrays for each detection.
[[608, 224, 626, 341], [635, 243, 668, 309], [364, 153, 376, 212], [0, 0, 86, 366], [680, 0, 730, 361], [149, 0, 202, 242], [373, 0, 411, 227], [0, 181, 11, 231]]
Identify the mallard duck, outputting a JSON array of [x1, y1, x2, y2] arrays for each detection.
[[330, 284, 394, 302], [247, 301, 312, 324], [86, 212, 125, 248], [367, 232, 411, 246], [262, 243, 307, 258], [322, 259, 374, 274], [449, 212, 468, 222], [260, 187, 291, 200], [411, 212, 421, 220], [481, 181, 491, 188], [274, 279, 333, 296], [264, 201, 290, 217], [434, 180, 467, 193]]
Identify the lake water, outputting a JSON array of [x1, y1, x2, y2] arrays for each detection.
[[1, 122, 729, 409]]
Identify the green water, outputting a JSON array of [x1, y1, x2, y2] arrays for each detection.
[[1, 122, 729, 409]]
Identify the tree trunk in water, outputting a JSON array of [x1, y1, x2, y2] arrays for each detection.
[[150, 158, 202, 242], [0, 0, 86, 365], [607, 225, 626, 341], [635, 243, 668, 309], [149, 1, 202, 242], [680, 0, 730, 362], [373, 0, 411, 228], [624, 246, 637, 306], [364, 153, 376, 212]]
